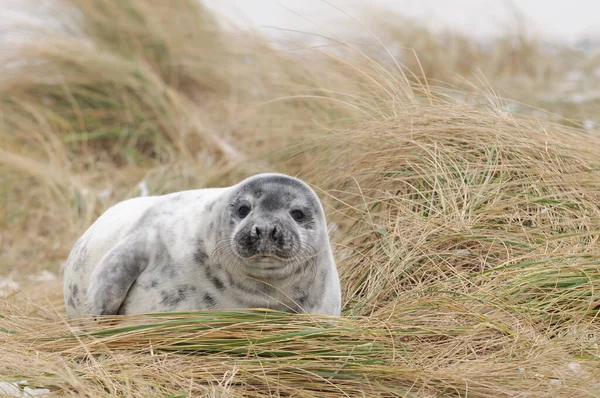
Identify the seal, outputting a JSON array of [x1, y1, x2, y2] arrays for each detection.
[[63, 173, 341, 319]]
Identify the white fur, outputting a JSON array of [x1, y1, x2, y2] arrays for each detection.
[[63, 174, 341, 319]]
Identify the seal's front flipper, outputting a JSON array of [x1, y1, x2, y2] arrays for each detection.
[[87, 232, 154, 316]]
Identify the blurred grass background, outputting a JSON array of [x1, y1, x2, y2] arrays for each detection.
[[1, 0, 600, 396]]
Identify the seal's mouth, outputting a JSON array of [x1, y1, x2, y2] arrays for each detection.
[[245, 254, 288, 263], [239, 254, 292, 274]]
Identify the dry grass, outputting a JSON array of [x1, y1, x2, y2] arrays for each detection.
[[353, 8, 600, 130], [1, 0, 600, 396]]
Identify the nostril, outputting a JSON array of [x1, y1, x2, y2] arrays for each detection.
[[271, 225, 282, 242], [252, 225, 261, 238]]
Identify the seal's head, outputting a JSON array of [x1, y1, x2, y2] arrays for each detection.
[[217, 173, 327, 279]]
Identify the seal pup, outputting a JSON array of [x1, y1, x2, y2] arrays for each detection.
[[63, 173, 341, 319]]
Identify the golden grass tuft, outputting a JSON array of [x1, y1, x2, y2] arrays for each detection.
[[1, 0, 600, 396]]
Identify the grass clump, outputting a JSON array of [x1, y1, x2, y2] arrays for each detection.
[[1, 0, 600, 396]]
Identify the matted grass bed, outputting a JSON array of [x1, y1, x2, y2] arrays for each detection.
[[1, 0, 599, 396]]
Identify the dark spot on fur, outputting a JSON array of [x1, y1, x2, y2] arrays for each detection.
[[253, 188, 263, 198], [203, 293, 215, 306], [297, 291, 308, 306], [67, 283, 80, 309], [259, 281, 276, 294], [69, 283, 79, 299], [208, 221, 214, 235], [211, 276, 224, 290], [225, 270, 236, 286], [205, 201, 215, 212], [205, 267, 225, 291], [98, 304, 111, 315], [160, 285, 194, 307], [158, 291, 170, 305], [304, 220, 316, 230], [194, 240, 208, 266], [150, 280, 159, 288]]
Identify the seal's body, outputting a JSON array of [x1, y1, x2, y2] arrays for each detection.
[[63, 174, 341, 319]]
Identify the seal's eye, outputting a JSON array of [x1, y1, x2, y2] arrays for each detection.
[[290, 209, 305, 222], [238, 205, 251, 219]]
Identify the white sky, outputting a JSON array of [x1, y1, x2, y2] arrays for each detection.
[[0, 0, 599, 45], [205, 0, 600, 44]]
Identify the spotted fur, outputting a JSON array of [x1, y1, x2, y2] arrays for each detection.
[[63, 173, 342, 319]]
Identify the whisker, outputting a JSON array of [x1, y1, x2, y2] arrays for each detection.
[[209, 235, 323, 314]]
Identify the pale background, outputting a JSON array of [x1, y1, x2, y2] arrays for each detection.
[[1, 0, 599, 46], [206, 0, 599, 45]]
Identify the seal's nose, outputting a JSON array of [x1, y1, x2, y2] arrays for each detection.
[[251, 224, 283, 243]]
